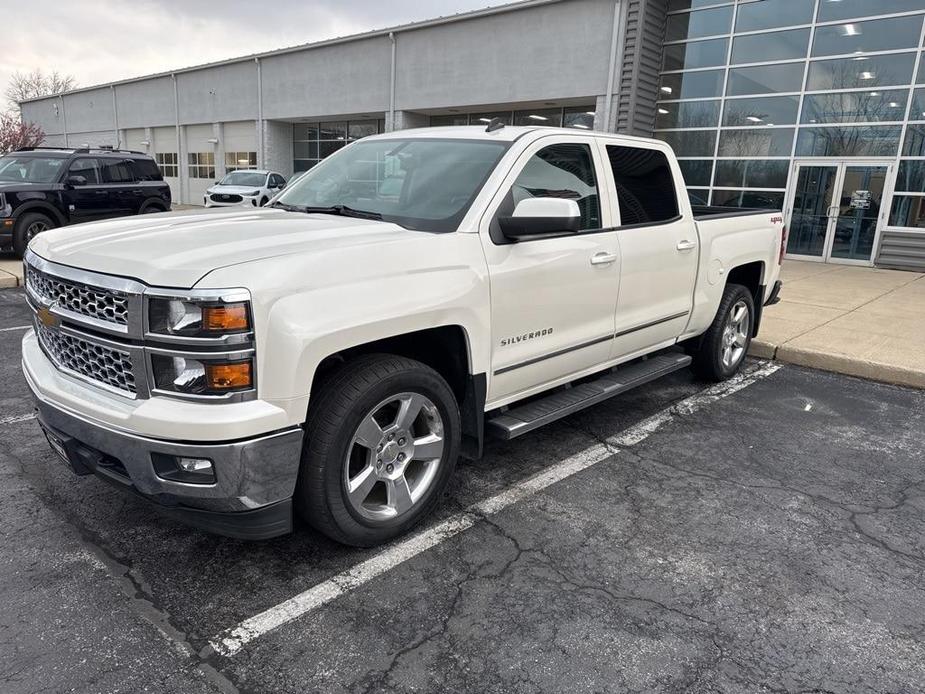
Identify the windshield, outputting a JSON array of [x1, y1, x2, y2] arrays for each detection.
[[275, 138, 508, 232], [219, 171, 267, 187], [0, 155, 67, 184]]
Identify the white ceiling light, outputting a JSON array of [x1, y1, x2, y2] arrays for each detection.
[[572, 124, 590, 129], [528, 114, 548, 121], [889, 102, 900, 108], [859, 71, 875, 80], [585, 111, 596, 116], [660, 86, 673, 94], [746, 116, 763, 122], [840, 24, 861, 36], [658, 108, 670, 114]]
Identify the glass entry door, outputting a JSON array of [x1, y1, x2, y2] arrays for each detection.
[[785, 162, 891, 264]]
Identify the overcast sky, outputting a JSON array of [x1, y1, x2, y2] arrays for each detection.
[[1, 0, 505, 101]]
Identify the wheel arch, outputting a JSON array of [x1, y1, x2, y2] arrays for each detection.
[[14, 202, 66, 227], [725, 260, 765, 336]]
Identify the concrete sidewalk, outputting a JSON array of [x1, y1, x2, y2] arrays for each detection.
[[0, 256, 21, 288], [751, 261, 925, 389]]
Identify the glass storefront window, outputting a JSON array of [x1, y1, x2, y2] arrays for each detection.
[[818, 0, 925, 23], [910, 88, 925, 119], [663, 38, 728, 71], [687, 188, 710, 206], [811, 17, 922, 58], [665, 6, 733, 41], [795, 125, 902, 156], [470, 112, 513, 125], [801, 90, 910, 124], [668, 0, 731, 11], [806, 54, 917, 91], [513, 108, 563, 127], [889, 194, 925, 227], [727, 64, 804, 96], [677, 159, 713, 186], [895, 160, 925, 191], [731, 29, 810, 64], [712, 189, 785, 208], [656, 130, 717, 156], [713, 159, 789, 188], [718, 128, 795, 157], [656, 100, 721, 129], [658, 70, 725, 99], [902, 124, 925, 155], [723, 96, 800, 126], [348, 121, 379, 140], [563, 107, 596, 130], [735, 0, 815, 32], [430, 114, 470, 126]]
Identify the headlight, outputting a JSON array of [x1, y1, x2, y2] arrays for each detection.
[[249, 190, 261, 196], [148, 298, 251, 337], [151, 355, 253, 396]]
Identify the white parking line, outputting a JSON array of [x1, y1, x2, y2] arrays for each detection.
[[0, 325, 30, 332], [210, 361, 781, 657], [0, 413, 37, 426]]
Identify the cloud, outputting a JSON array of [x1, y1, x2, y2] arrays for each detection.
[[1, 0, 497, 104]]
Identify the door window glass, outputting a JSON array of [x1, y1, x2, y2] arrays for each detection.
[[68, 158, 100, 184], [512, 143, 601, 230], [605, 145, 679, 225], [830, 166, 886, 261], [787, 165, 837, 256], [131, 158, 162, 181], [100, 159, 135, 184]]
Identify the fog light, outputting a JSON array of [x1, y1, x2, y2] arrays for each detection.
[[152, 453, 216, 484]]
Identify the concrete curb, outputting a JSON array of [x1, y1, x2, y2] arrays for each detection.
[[750, 340, 925, 390], [0, 271, 19, 288]]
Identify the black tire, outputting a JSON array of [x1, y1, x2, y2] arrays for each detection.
[[691, 283, 755, 382], [139, 201, 166, 214], [296, 354, 461, 547], [12, 212, 56, 257], [259, 196, 269, 207]]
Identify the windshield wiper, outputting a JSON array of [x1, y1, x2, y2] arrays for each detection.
[[270, 202, 382, 221]]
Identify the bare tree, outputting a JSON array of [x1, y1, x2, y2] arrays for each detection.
[[5, 69, 77, 111]]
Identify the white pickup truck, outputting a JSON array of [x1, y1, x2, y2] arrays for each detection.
[[22, 125, 784, 546]]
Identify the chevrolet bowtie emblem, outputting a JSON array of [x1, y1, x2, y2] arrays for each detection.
[[37, 305, 60, 329]]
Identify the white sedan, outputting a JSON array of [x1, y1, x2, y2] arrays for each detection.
[[204, 170, 287, 208]]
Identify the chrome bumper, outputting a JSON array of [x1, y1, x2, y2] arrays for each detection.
[[29, 382, 304, 540]]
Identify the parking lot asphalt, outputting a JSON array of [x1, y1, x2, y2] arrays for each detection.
[[2, 285, 924, 694]]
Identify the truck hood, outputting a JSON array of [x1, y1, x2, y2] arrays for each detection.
[[207, 184, 266, 195], [29, 208, 413, 288]]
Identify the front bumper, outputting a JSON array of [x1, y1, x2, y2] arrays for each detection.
[[25, 355, 305, 540], [204, 196, 261, 208]]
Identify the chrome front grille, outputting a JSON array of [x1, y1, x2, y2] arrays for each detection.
[[26, 266, 130, 327], [36, 323, 137, 395]]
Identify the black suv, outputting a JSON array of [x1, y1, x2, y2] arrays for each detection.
[[0, 147, 172, 257]]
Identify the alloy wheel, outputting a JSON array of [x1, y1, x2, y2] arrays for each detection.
[[344, 392, 445, 522], [25, 220, 49, 241], [721, 299, 749, 369]]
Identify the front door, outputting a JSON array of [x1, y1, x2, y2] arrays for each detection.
[[785, 161, 891, 265], [481, 137, 620, 406]]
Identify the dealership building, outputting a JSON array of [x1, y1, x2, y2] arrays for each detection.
[[20, 0, 925, 271]]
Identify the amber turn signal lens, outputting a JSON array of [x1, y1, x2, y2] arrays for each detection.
[[202, 303, 249, 332], [204, 361, 252, 390]]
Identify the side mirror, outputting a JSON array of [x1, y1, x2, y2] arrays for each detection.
[[66, 175, 87, 187], [498, 198, 582, 241]]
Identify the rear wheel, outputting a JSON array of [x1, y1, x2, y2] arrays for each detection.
[[139, 201, 166, 214], [13, 212, 55, 257], [691, 283, 754, 381], [296, 354, 460, 547]]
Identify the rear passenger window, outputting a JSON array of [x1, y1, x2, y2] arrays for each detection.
[[100, 159, 136, 184], [131, 158, 162, 181], [606, 145, 679, 226], [512, 143, 601, 230], [68, 158, 100, 185]]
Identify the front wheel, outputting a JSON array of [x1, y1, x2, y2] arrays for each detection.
[[691, 283, 755, 381], [13, 212, 56, 257], [296, 354, 460, 547]]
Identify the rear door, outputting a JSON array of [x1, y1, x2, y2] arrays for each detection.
[[597, 141, 698, 357], [481, 135, 621, 405], [63, 157, 108, 222], [98, 157, 138, 217]]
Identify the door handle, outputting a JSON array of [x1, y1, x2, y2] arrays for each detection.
[[590, 252, 618, 266], [676, 240, 697, 251]]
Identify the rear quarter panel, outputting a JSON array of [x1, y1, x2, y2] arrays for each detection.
[[685, 212, 783, 337]]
